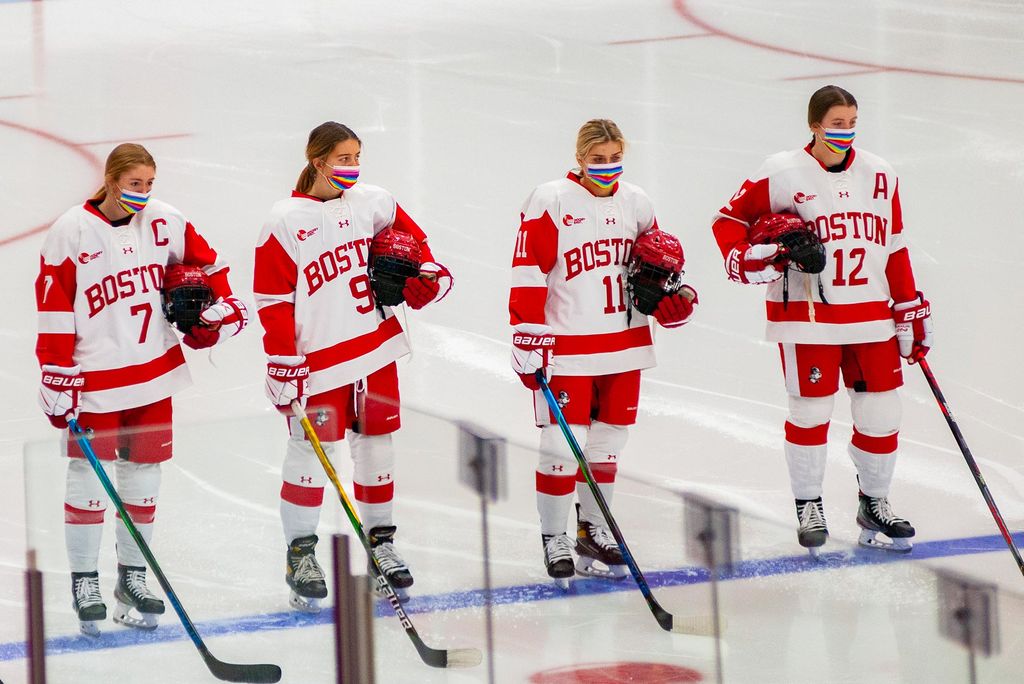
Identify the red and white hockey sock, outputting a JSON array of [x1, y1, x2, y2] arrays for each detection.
[[576, 421, 628, 526], [280, 438, 327, 543], [784, 421, 830, 500], [350, 433, 395, 531], [113, 462, 161, 567], [848, 428, 898, 498], [64, 459, 108, 573], [537, 425, 583, 536]]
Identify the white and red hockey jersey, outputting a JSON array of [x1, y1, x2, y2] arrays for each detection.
[[253, 184, 434, 394], [510, 172, 660, 376], [713, 144, 918, 344], [35, 199, 233, 412]]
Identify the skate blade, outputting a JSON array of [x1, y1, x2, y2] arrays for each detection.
[[78, 620, 102, 637], [575, 557, 628, 579], [112, 601, 159, 630], [289, 592, 322, 614], [552, 576, 571, 591], [858, 530, 913, 553]]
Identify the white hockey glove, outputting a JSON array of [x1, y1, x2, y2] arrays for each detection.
[[511, 323, 554, 391], [39, 364, 83, 428], [725, 242, 786, 284], [893, 292, 933, 363], [266, 355, 309, 415], [184, 296, 249, 350]]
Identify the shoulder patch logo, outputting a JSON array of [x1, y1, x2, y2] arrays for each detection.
[[562, 214, 586, 227], [78, 251, 102, 264], [297, 227, 319, 241], [794, 192, 817, 204]]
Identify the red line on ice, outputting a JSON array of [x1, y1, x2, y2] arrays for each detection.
[[782, 68, 890, 81], [76, 132, 192, 147], [0, 118, 102, 247], [673, 0, 1024, 86]]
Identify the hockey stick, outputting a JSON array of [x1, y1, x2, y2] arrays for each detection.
[[66, 419, 282, 683], [918, 359, 1024, 577], [535, 373, 716, 636], [290, 401, 482, 669]]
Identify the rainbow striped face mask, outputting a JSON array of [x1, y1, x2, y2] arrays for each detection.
[[820, 128, 856, 154], [585, 162, 623, 189], [327, 165, 359, 191], [117, 188, 151, 214]]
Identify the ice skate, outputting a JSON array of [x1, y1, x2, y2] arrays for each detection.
[[542, 533, 575, 590], [112, 564, 164, 630], [857, 492, 914, 553], [575, 505, 627, 579], [71, 571, 106, 637], [369, 526, 413, 600], [286, 534, 328, 613], [796, 498, 829, 558]]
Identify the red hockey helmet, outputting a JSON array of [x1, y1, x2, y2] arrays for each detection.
[[369, 228, 422, 306], [626, 230, 685, 315], [161, 264, 213, 333]]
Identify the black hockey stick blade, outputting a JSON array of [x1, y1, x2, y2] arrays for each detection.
[[202, 646, 282, 683]]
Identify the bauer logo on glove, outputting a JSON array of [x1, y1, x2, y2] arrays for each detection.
[[161, 264, 214, 334], [625, 229, 685, 315]]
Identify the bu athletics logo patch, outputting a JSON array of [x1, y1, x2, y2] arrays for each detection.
[[562, 214, 586, 227], [297, 227, 319, 241], [794, 192, 817, 204], [78, 250, 103, 264]]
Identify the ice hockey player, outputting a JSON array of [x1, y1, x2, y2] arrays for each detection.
[[254, 122, 452, 611], [35, 143, 248, 635], [711, 85, 932, 556], [509, 119, 698, 588]]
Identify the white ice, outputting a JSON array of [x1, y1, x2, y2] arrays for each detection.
[[1, 0, 1023, 682]]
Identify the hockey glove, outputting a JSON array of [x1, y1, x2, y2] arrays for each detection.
[[39, 364, 83, 428], [653, 285, 698, 328], [403, 261, 453, 309], [725, 242, 787, 284], [511, 323, 554, 390], [266, 355, 310, 415], [893, 292, 932, 363], [183, 296, 249, 349]]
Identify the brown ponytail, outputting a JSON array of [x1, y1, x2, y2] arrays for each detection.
[[295, 122, 362, 193], [91, 143, 156, 201]]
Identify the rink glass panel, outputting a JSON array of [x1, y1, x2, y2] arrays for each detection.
[[23, 414, 340, 683]]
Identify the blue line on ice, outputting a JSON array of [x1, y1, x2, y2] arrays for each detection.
[[1, 530, 1020, 661]]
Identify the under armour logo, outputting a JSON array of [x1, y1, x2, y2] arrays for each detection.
[[377, 474, 392, 482], [838, 191, 849, 198], [122, 247, 134, 254], [338, 220, 350, 229], [88, 500, 101, 508], [605, 218, 616, 225], [606, 454, 617, 460], [300, 476, 313, 484], [551, 465, 564, 472], [142, 497, 155, 504]]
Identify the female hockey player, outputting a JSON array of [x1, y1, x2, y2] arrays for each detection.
[[35, 143, 248, 635], [509, 119, 698, 587], [254, 121, 452, 611], [711, 85, 933, 555]]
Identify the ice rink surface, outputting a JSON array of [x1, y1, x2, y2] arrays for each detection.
[[2, 1, 1024, 682]]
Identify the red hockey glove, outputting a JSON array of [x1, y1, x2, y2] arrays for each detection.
[[184, 296, 248, 349], [403, 262, 453, 309], [266, 355, 309, 415], [511, 323, 554, 390], [653, 286, 698, 328], [892, 292, 932, 363], [725, 242, 786, 284], [39, 364, 83, 428]]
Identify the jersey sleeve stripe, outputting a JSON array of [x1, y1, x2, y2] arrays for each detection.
[[254, 290, 297, 308], [38, 311, 75, 334], [511, 264, 547, 288]]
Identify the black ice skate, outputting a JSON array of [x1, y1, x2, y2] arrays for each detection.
[[542, 533, 575, 591], [575, 505, 627, 579], [286, 534, 329, 613], [857, 492, 914, 553], [71, 571, 106, 637], [368, 525, 414, 600], [112, 564, 164, 630], [795, 498, 829, 558]]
